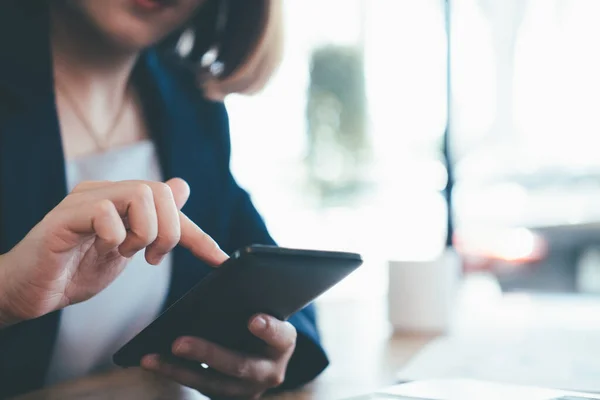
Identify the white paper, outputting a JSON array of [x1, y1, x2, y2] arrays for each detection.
[[382, 379, 600, 400], [397, 330, 600, 394]]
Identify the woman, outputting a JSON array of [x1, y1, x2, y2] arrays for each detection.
[[0, 0, 328, 398]]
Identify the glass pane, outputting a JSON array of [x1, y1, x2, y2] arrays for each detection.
[[451, 0, 600, 293], [226, 0, 448, 300]]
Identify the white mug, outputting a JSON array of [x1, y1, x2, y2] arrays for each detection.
[[387, 247, 461, 334]]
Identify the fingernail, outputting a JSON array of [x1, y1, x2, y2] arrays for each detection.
[[173, 339, 190, 355], [142, 354, 160, 369], [251, 316, 267, 331]]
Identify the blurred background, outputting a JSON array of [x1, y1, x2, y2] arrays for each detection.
[[225, 0, 600, 302]]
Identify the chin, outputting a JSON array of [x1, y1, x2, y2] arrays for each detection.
[[99, 20, 172, 51], [61, 0, 205, 51]]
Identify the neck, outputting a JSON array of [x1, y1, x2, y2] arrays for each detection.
[[50, 4, 139, 105]]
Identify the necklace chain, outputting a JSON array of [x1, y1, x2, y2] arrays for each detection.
[[55, 81, 130, 151]]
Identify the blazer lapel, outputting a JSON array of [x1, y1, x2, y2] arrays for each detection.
[[0, 4, 221, 395], [0, 98, 66, 397], [0, 3, 67, 396]]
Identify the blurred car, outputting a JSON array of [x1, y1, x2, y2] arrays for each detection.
[[451, 145, 600, 293]]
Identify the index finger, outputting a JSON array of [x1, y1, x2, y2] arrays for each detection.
[[178, 211, 229, 266]]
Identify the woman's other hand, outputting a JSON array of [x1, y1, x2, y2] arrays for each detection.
[[0, 178, 228, 327], [141, 314, 297, 399]]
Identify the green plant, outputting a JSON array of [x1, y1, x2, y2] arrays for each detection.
[[305, 44, 371, 205]]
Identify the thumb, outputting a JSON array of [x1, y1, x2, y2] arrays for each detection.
[[166, 178, 191, 210]]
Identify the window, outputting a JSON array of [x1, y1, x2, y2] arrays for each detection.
[[451, 0, 600, 293], [226, 0, 448, 300]]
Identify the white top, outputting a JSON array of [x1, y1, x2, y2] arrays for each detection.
[[45, 140, 173, 386]]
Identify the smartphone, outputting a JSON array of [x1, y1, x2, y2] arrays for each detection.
[[113, 244, 362, 367]]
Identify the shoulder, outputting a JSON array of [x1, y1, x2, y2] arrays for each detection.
[[0, 1, 52, 104], [142, 51, 227, 115], [146, 52, 231, 136], [140, 50, 234, 157], [0, 1, 49, 50], [0, 1, 40, 24]]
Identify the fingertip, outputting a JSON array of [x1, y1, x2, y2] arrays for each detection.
[[141, 354, 160, 370], [172, 337, 192, 355], [249, 314, 268, 332], [210, 249, 229, 266], [167, 178, 191, 210], [199, 234, 228, 267], [179, 212, 229, 266], [150, 256, 164, 266], [144, 248, 164, 266], [167, 177, 190, 190], [284, 320, 298, 342]]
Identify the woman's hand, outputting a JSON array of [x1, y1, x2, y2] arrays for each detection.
[[0, 178, 228, 327], [141, 314, 297, 399]]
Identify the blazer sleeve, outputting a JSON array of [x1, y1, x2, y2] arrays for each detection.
[[225, 176, 329, 389], [212, 102, 330, 390]]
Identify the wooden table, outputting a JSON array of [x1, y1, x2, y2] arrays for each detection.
[[11, 296, 434, 400]]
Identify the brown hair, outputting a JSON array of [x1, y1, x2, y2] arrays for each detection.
[[161, 0, 283, 101]]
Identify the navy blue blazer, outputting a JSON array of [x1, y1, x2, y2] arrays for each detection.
[[0, 1, 328, 397]]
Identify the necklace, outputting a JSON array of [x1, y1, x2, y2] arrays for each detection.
[[55, 81, 130, 151]]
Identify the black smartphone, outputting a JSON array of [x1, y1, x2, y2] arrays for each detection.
[[113, 244, 362, 367]]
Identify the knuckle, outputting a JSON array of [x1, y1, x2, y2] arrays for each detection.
[[156, 230, 181, 247], [37, 222, 61, 247], [72, 181, 94, 193], [136, 228, 157, 245], [197, 229, 209, 240], [72, 180, 110, 193], [267, 371, 285, 387], [231, 360, 251, 379], [93, 200, 115, 218], [40, 208, 61, 228], [132, 183, 154, 201], [202, 232, 218, 249], [106, 225, 127, 245], [72, 182, 87, 192], [62, 191, 87, 207], [154, 182, 174, 198], [105, 234, 125, 247], [201, 341, 216, 361], [265, 317, 278, 336]]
